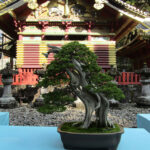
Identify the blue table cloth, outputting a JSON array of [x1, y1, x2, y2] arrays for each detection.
[[0, 112, 9, 126], [137, 114, 150, 132], [0, 126, 150, 150]]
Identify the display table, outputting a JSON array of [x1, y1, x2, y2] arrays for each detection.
[[0, 112, 9, 126], [0, 126, 150, 150], [137, 114, 150, 133]]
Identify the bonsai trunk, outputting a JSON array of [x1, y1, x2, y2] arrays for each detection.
[[74, 90, 97, 129], [66, 59, 111, 129], [96, 101, 109, 128], [81, 93, 110, 129]]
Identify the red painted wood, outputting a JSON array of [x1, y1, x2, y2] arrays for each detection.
[[126, 72, 129, 83], [116, 72, 141, 85], [19, 35, 23, 40], [131, 73, 134, 84], [22, 44, 41, 68], [122, 72, 126, 83], [0, 71, 141, 86], [94, 45, 109, 68], [0, 69, 39, 85]]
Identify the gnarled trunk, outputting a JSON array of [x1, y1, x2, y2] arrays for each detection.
[[96, 94, 109, 127], [75, 89, 99, 129]]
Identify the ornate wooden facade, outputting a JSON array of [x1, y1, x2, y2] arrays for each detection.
[[117, 23, 150, 70], [0, 0, 149, 72]]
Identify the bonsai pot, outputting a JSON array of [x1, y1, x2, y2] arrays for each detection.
[[58, 123, 124, 150]]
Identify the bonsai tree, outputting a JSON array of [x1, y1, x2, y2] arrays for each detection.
[[38, 41, 125, 129]]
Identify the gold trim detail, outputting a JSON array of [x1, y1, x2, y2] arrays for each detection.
[[16, 41, 24, 68], [108, 43, 116, 67], [24, 0, 38, 10], [39, 43, 48, 66]]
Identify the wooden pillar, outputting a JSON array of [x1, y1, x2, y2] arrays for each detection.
[[62, 21, 72, 40], [86, 21, 94, 41], [19, 35, 23, 40]]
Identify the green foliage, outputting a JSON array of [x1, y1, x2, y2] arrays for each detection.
[[98, 82, 125, 100], [38, 41, 125, 113], [38, 88, 75, 114], [61, 122, 121, 133]]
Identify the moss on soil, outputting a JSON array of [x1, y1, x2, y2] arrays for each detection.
[[61, 122, 121, 133]]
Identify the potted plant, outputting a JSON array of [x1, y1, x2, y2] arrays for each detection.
[[38, 41, 125, 150]]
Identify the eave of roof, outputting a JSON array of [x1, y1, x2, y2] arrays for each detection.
[[108, 0, 149, 17], [105, 2, 144, 22], [93, 0, 150, 24], [0, 0, 26, 16], [117, 30, 150, 53], [116, 35, 140, 52], [0, 0, 18, 10]]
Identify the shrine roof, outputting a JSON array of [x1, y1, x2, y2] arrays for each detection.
[[0, 0, 26, 16], [0, 0, 149, 18], [107, 0, 149, 17]]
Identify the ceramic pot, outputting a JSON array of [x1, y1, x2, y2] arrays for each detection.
[[58, 123, 124, 150]]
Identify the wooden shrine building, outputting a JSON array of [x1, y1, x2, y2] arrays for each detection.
[[0, 0, 149, 80]]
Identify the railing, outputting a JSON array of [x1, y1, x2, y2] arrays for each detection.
[[0, 71, 141, 86], [0, 68, 39, 85], [116, 72, 141, 85]]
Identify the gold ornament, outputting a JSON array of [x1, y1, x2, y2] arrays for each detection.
[[94, 3, 104, 10], [94, 0, 105, 10], [24, 0, 38, 10]]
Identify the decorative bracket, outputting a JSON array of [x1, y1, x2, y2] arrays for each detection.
[[14, 19, 25, 32], [86, 21, 95, 30], [38, 21, 49, 39], [62, 21, 72, 40]]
